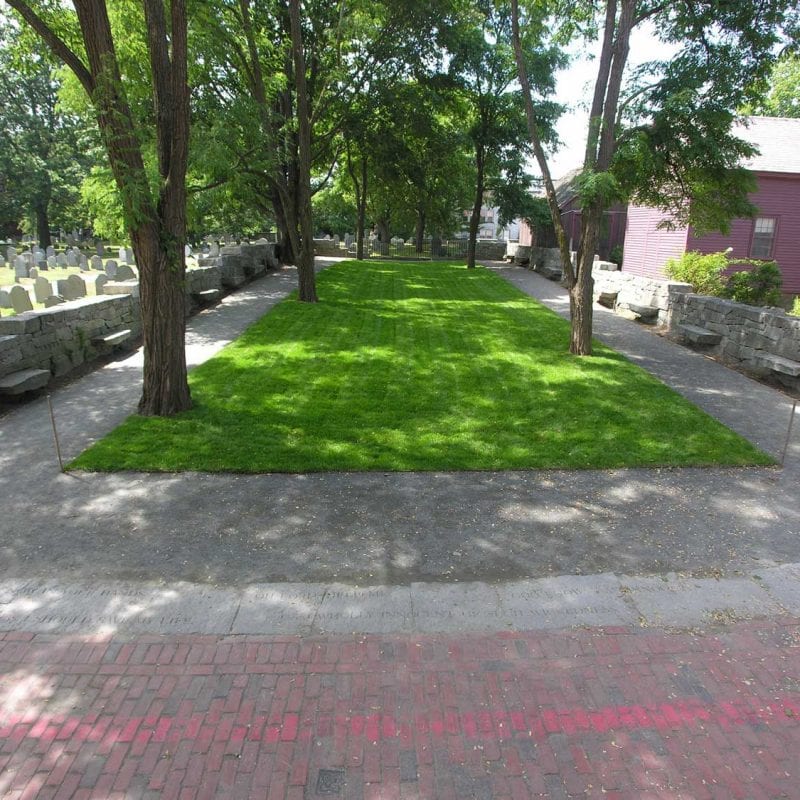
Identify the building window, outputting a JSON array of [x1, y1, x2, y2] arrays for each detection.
[[750, 217, 777, 259]]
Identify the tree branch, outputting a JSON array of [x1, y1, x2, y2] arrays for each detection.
[[4, 0, 94, 94]]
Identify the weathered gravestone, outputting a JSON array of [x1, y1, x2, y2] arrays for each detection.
[[95, 274, 108, 294], [14, 256, 28, 280], [79, 255, 89, 271], [34, 276, 52, 303], [6, 246, 16, 263], [56, 254, 68, 268], [44, 295, 65, 307], [90, 255, 103, 271], [29, 267, 39, 279], [208, 242, 220, 258], [46, 245, 55, 258], [67, 274, 86, 299], [185, 244, 192, 258], [105, 259, 117, 278], [10, 285, 33, 313], [0, 289, 11, 308], [47, 255, 58, 269], [119, 246, 127, 263], [96, 242, 105, 257], [115, 264, 136, 281], [66, 250, 78, 267]]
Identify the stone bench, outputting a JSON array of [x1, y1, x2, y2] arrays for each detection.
[[540, 265, 563, 281], [193, 289, 221, 304], [626, 303, 659, 322], [91, 329, 132, 348], [756, 354, 800, 378], [597, 291, 618, 309], [678, 324, 722, 346], [0, 368, 50, 396]]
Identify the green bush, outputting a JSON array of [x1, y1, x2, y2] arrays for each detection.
[[724, 260, 783, 307], [664, 250, 728, 296], [609, 244, 624, 268], [789, 296, 800, 317]]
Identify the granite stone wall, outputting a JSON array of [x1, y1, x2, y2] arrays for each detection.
[[0, 242, 279, 385], [592, 268, 692, 325]]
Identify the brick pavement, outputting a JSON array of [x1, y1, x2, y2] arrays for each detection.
[[1, 620, 799, 799]]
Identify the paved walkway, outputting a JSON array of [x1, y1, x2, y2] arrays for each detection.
[[2, 260, 800, 798]]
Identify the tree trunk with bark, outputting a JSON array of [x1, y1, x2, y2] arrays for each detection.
[[288, 0, 317, 302], [34, 199, 51, 251], [415, 209, 426, 253], [8, 0, 192, 415], [467, 144, 485, 269]]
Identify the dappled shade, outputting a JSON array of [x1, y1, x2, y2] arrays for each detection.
[[70, 261, 772, 473]]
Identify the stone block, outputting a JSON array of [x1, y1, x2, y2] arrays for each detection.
[[0, 368, 50, 395]]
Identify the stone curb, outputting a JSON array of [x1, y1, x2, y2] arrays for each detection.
[[1, 565, 798, 637]]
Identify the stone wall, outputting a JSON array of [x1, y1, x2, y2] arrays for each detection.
[[592, 267, 692, 326], [669, 293, 800, 387], [0, 242, 279, 385], [0, 295, 141, 379]]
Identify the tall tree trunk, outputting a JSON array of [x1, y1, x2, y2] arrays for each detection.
[[376, 218, 390, 243], [34, 199, 51, 251], [467, 144, 485, 269], [288, 0, 317, 302], [271, 188, 295, 264], [415, 209, 425, 254], [346, 147, 368, 261]]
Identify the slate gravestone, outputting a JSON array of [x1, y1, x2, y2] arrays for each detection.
[[126, 247, 134, 264], [90, 255, 103, 271], [21, 251, 34, 267], [96, 242, 105, 257], [44, 295, 65, 307], [95, 274, 108, 294], [118, 246, 127, 262], [46, 245, 55, 258], [208, 242, 220, 258], [79, 255, 89, 271], [185, 244, 192, 258], [56, 254, 68, 267], [14, 256, 28, 280], [34, 276, 52, 303], [67, 274, 86, 299], [105, 259, 117, 278], [7, 246, 16, 262], [115, 264, 136, 281], [47, 255, 58, 269], [66, 250, 78, 267], [0, 289, 11, 308], [10, 285, 33, 313], [29, 268, 38, 279]]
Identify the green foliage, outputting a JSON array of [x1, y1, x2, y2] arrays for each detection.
[[790, 297, 800, 317], [70, 261, 771, 473], [312, 187, 357, 236], [609, 244, 623, 269], [724, 261, 783, 307], [664, 251, 729, 296], [79, 166, 126, 241], [746, 53, 800, 118], [666, 250, 784, 306]]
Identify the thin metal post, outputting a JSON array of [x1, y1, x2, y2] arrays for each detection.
[[47, 394, 64, 472], [781, 399, 798, 467]]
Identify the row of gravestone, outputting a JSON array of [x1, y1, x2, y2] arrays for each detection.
[[4, 244, 136, 273], [0, 269, 136, 314], [7, 252, 137, 284]]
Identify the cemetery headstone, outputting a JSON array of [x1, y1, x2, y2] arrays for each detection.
[[95, 274, 108, 294], [29, 268, 38, 279], [47, 255, 58, 269], [14, 256, 28, 280], [66, 250, 78, 267], [0, 289, 11, 308], [46, 245, 55, 258], [9, 285, 33, 313], [105, 259, 118, 278], [126, 247, 134, 264], [115, 264, 136, 281], [44, 295, 65, 307], [79, 255, 89, 271], [90, 255, 103, 271], [56, 254, 68, 268], [6, 246, 16, 263], [119, 246, 127, 263], [96, 242, 105, 257], [208, 242, 220, 258], [66, 274, 86, 299], [185, 244, 192, 258], [34, 276, 52, 303]]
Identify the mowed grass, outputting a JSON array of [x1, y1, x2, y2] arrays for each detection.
[[70, 260, 773, 473]]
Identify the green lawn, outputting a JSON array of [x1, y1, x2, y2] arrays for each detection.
[[70, 260, 773, 473]]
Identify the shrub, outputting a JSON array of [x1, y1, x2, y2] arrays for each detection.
[[609, 244, 624, 268], [664, 250, 727, 296], [723, 260, 783, 307], [790, 296, 800, 317]]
